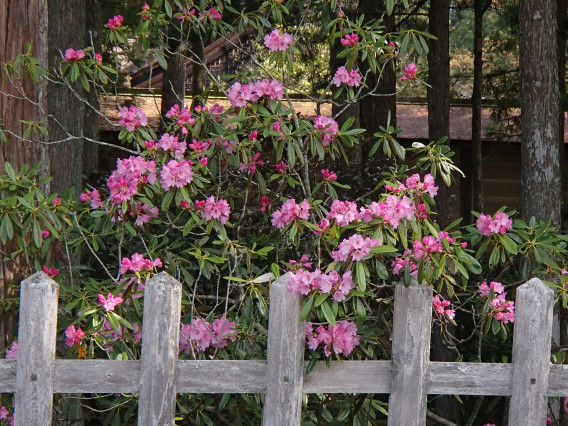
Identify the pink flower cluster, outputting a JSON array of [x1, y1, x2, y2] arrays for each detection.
[[432, 295, 455, 320], [332, 234, 381, 262], [271, 199, 311, 229], [107, 156, 157, 203], [156, 133, 187, 159], [120, 253, 163, 275], [140, 2, 151, 19], [239, 152, 264, 175], [392, 232, 455, 275], [80, 188, 103, 209], [313, 115, 339, 146], [259, 195, 270, 212], [341, 33, 359, 47], [321, 169, 337, 181], [306, 320, 360, 357], [5, 340, 17, 359], [289, 269, 354, 301], [118, 105, 148, 132], [479, 281, 515, 324], [227, 79, 285, 108], [332, 66, 362, 87], [201, 195, 231, 225], [133, 203, 159, 226], [327, 200, 360, 226], [101, 319, 142, 350], [98, 293, 124, 312], [64, 48, 85, 62], [160, 159, 194, 191], [165, 104, 195, 134], [65, 325, 85, 347], [179, 315, 237, 353], [264, 29, 294, 52], [0, 405, 9, 421], [401, 62, 418, 81], [200, 7, 222, 21], [405, 173, 438, 197], [107, 15, 124, 30], [476, 211, 513, 236], [42, 265, 59, 278]]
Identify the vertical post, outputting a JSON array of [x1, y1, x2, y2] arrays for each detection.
[[388, 278, 432, 426], [262, 273, 304, 426], [14, 272, 59, 426], [137, 272, 182, 426], [509, 278, 554, 425]]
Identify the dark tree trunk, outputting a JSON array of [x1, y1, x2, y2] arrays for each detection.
[[358, 1, 396, 151], [160, 50, 186, 125], [471, 0, 489, 218], [428, 1, 460, 424], [519, 0, 561, 228], [427, 0, 453, 230], [190, 30, 206, 109]]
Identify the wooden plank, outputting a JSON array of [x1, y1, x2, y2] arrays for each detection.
[[388, 279, 432, 426], [137, 272, 182, 426], [53, 360, 140, 393], [509, 278, 554, 425], [176, 360, 267, 393], [303, 360, 391, 393], [547, 364, 568, 395], [0, 360, 16, 392], [14, 272, 58, 426], [427, 362, 513, 395], [262, 273, 305, 426]]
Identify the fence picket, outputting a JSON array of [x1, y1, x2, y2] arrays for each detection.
[[14, 272, 59, 426], [509, 278, 554, 425], [137, 272, 182, 426], [262, 273, 305, 426], [388, 278, 432, 426]]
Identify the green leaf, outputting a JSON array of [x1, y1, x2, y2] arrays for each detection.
[[161, 190, 175, 211], [321, 301, 336, 325], [314, 293, 329, 307], [300, 293, 315, 320], [356, 261, 367, 291]]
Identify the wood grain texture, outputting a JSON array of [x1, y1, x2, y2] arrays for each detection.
[[509, 278, 554, 425], [388, 279, 432, 426], [14, 272, 58, 426], [137, 272, 182, 426], [262, 273, 305, 426]]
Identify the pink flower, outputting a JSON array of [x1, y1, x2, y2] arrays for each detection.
[[479, 281, 505, 297], [179, 315, 236, 353], [259, 195, 270, 212], [42, 265, 59, 278], [132, 322, 142, 343], [271, 199, 311, 229], [327, 200, 359, 226], [401, 62, 418, 81], [160, 160, 194, 191], [276, 161, 287, 174], [331, 234, 380, 262], [118, 105, 148, 132], [305, 320, 360, 357], [432, 295, 454, 319], [65, 325, 85, 347], [332, 66, 362, 87], [107, 15, 124, 30], [133, 203, 159, 226], [140, 2, 151, 19], [239, 152, 264, 175], [41, 230, 50, 238], [250, 130, 258, 141], [405, 173, 438, 197], [94, 53, 103, 65], [314, 115, 338, 146], [188, 139, 209, 153], [264, 29, 294, 52], [52, 197, 61, 207], [64, 48, 85, 62], [120, 253, 162, 275], [341, 33, 359, 47], [202, 196, 231, 225], [98, 293, 123, 312], [158, 133, 187, 158], [5, 340, 18, 359], [0, 406, 8, 420], [321, 169, 337, 181], [476, 211, 513, 236]]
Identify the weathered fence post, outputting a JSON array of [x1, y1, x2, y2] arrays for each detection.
[[509, 278, 554, 425], [137, 272, 182, 425], [14, 272, 59, 426], [262, 273, 304, 426], [388, 278, 432, 426]]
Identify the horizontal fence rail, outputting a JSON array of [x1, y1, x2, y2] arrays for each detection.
[[0, 271, 562, 425]]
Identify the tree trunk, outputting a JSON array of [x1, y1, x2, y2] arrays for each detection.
[[519, 0, 561, 228], [0, 0, 49, 351], [190, 29, 206, 109], [160, 49, 186, 126], [471, 0, 489, 218]]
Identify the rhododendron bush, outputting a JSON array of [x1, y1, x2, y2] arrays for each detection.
[[2, 0, 568, 424]]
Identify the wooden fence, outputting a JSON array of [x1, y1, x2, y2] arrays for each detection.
[[0, 271, 566, 425]]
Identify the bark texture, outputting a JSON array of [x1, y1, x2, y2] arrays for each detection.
[[519, 0, 561, 228]]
